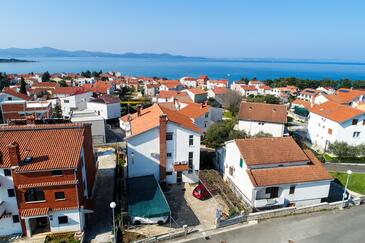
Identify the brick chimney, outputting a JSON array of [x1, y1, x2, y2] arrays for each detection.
[[137, 105, 142, 117], [159, 114, 167, 182], [8, 142, 21, 166], [26, 115, 35, 125]]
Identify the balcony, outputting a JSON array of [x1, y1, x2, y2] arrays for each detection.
[[254, 197, 285, 208], [173, 161, 189, 172]]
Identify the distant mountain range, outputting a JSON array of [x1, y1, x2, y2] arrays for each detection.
[[0, 47, 205, 59]]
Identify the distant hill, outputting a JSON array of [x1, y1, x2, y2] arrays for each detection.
[[0, 58, 34, 63], [0, 47, 205, 59]]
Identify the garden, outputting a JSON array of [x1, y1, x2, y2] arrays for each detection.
[[329, 171, 365, 195]]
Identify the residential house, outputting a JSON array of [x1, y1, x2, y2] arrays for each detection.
[[237, 102, 287, 137], [223, 137, 332, 209], [297, 88, 321, 102], [54, 88, 93, 117], [144, 84, 160, 97], [1, 100, 52, 122], [231, 84, 258, 97], [180, 77, 198, 88], [0, 89, 32, 103], [197, 75, 209, 87], [0, 124, 96, 237], [207, 87, 228, 105], [159, 80, 184, 91], [314, 88, 365, 107], [308, 101, 365, 151], [71, 110, 106, 144], [83, 81, 115, 95], [206, 79, 228, 90], [30, 82, 59, 95], [153, 91, 193, 104], [183, 88, 208, 103], [120, 104, 202, 184], [87, 94, 121, 120]]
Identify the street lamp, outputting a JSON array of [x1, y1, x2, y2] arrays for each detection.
[[341, 170, 352, 209], [110, 201, 117, 243]]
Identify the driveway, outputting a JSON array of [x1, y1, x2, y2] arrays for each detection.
[[186, 204, 365, 243], [84, 148, 116, 243]]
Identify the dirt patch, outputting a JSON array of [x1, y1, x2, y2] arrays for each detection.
[[122, 231, 146, 243], [199, 169, 248, 217]]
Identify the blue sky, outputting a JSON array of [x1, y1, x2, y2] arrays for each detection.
[[1, 0, 365, 60]]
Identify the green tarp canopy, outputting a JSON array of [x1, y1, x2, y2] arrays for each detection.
[[127, 175, 170, 218], [293, 106, 309, 117]]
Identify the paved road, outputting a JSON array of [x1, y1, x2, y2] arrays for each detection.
[[325, 163, 365, 173], [186, 205, 365, 243]]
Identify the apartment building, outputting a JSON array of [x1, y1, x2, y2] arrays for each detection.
[[1, 100, 52, 122]]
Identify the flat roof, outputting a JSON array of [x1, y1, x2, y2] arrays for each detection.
[[127, 175, 170, 218]]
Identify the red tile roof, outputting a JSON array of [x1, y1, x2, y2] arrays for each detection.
[[179, 103, 210, 119], [0, 124, 86, 171], [32, 82, 58, 88], [309, 101, 365, 123], [238, 102, 287, 124], [89, 94, 120, 104], [186, 88, 207, 95], [235, 137, 309, 166], [21, 207, 49, 218], [292, 99, 311, 109], [247, 150, 332, 186], [3, 88, 32, 101], [211, 87, 228, 95], [324, 88, 365, 104], [17, 180, 78, 189], [52, 87, 86, 96]]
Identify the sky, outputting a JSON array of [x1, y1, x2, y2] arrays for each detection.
[[1, 0, 365, 60]]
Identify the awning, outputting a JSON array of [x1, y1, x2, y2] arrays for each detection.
[[21, 207, 49, 218], [18, 180, 78, 189], [127, 175, 170, 218], [173, 163, 189, 172]]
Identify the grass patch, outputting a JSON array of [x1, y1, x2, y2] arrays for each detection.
[[223, 111, 234, 119], [323, 153, 333, 162], [329, 171, 365, 195], [44, 232, 80, 243]]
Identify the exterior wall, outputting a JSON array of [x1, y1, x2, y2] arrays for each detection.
[[0, 93, 24, 103], [71, 117, 105, 144], [49, 209, 83, 232], [127, 124, 201, 184], [308, 112, 365, 150], [210, 107, 223, 122], [223, 141, 255, 203], [194, 113, 212, 133], [185, 91, 207, 103], [1, 102, 52, 122], [238, 120, 284, 137], [60, 92, 92, 117], [87, 102, 121, 120], [0, 169, 22, 236]]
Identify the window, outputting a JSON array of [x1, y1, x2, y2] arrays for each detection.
[[265, 187, 279, 198], [289, 186, 295, 194], [205, 112, 209, 118], [24, 188, 45, 202], [239, 158, 243, 168], [8, 189, 15, 197], [258, 122, 265, 125], [189, 135, 194, 146], [328, 128, 332, 135], [8, 97, 12, 101], [166, 152, 172, 158], [188, 152, 193, 172], [352, 119, 358, 125], [166, 132, 173, 141], [166, 171, 173, 176], [63, 100, 70, 103], [204, 121, 207, 128], [4, 169, 11, 176], [58, 216, 68, 224], [12, 215, 19, 223], [51, 170, 62, 176], [55, 192, 65, 200], [363, 120, 365, 125], [229, 166, 234, 177], [353, 132, 361, 138]]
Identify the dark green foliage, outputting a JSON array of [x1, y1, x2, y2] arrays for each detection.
[[42, 71, 51, 82], [19, 77, 27, 94], [247, 94, 280, 104], [0, 72, 9, 90], [204, 119, 246, 148], [53, 103, 63, 118]]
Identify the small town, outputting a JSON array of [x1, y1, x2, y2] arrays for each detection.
[[0, 70, 364, 243]]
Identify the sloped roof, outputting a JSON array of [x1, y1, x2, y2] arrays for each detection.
[[309, 101, 365, 123], [178, 103, 210, 119], [52, 86, 86, 95], [211, 87, 228, 95], [186, 88, 207, 95], [89, 94, 120, 104], [324, 89, 365, 104], [3, 88, 32, 101], [0, 124, 86, 171], [235, 137, 309, 166], [238, 102, 287, 124], [247, 150, 332, 186]]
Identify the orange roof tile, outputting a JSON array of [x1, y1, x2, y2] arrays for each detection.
[[3, 88, 32, 101], [0, 124, 86, 171], [292, 99, 311, 109], [309, 101, 365, 123], [238, 102, 287, 124], [21, 207, 49, 218], [186, 88, 207, 95], [17, 180, 78, 189], [323, 88, 365, 104], [178, 103, 210, 119], [211, 87, 228, 95]]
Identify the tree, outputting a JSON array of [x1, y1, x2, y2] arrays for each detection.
[[247, 94, 281, 104], [58, 80, 68, 87], [254, 131, 273, 138], [81, 70, 92, 78], [42, 71, 50, 82], [328, 142, 355, 160], [19, 77, 27, 94], [0, 72, 10, 90], [53, 103, 63, 118], [207, 97, 221, 108], [220, 90, 242, 115], [204, 119, 246, 148]]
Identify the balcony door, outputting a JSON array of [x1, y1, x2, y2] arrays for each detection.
[[266, 187, 279, 198]]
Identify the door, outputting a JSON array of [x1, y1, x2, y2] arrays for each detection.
[[176, 171, 182, 184]]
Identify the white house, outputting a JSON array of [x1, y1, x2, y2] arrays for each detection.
[[120, 104, 202, 184], [0, 89, 32, 103], [223, 137, 332, 209], [231, 84, 258, 97], [297, 88, 321, 102], [87, 94, 121, 120], [206, 79, 228, 90], [307, 101, 365, 151], [58, 92, 93, 117], [180, 77, 198, 88], [183, 88, 208, 103], [313, 88, 365, 108], [71, 110, 106, 144], [237, 102, 287, 137]]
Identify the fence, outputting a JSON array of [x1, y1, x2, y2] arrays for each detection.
[[216, 214, 247, 228]]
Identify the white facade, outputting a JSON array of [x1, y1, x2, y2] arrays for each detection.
[[0, 169, 22, 236], [87, 101, 121, 120], [180, 77, 197, 88], [308, 112, 365, 151], [127, 123, 201, 184], [223, 141, 331, 208], [238, 120, 285, 137], [59, 92, 93, 117], [0, 93, 26, 104], [71, 110, 106, 144]]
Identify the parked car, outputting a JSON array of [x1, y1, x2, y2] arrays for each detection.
[[192, 184, 211, 200], [131, 216, 169, 225]]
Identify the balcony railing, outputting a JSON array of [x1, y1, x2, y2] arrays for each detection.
[[254, 197, 285, 208]]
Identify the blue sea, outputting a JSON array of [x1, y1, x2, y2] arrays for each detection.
[[1, 57, 365, 82]]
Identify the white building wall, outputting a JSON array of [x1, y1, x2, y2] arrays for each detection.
[[0, 169, 22, 236], [87, 102, 120, 120], [238, 120, 284, 137], [49, 209, 83, 232], [223, 142, 255, 203], [308, 112, 365, 150]]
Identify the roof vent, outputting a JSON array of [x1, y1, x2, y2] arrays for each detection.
[[249, 107, 253, 110], [23, 156, 33, 164], [273, 108, 276, 112]]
